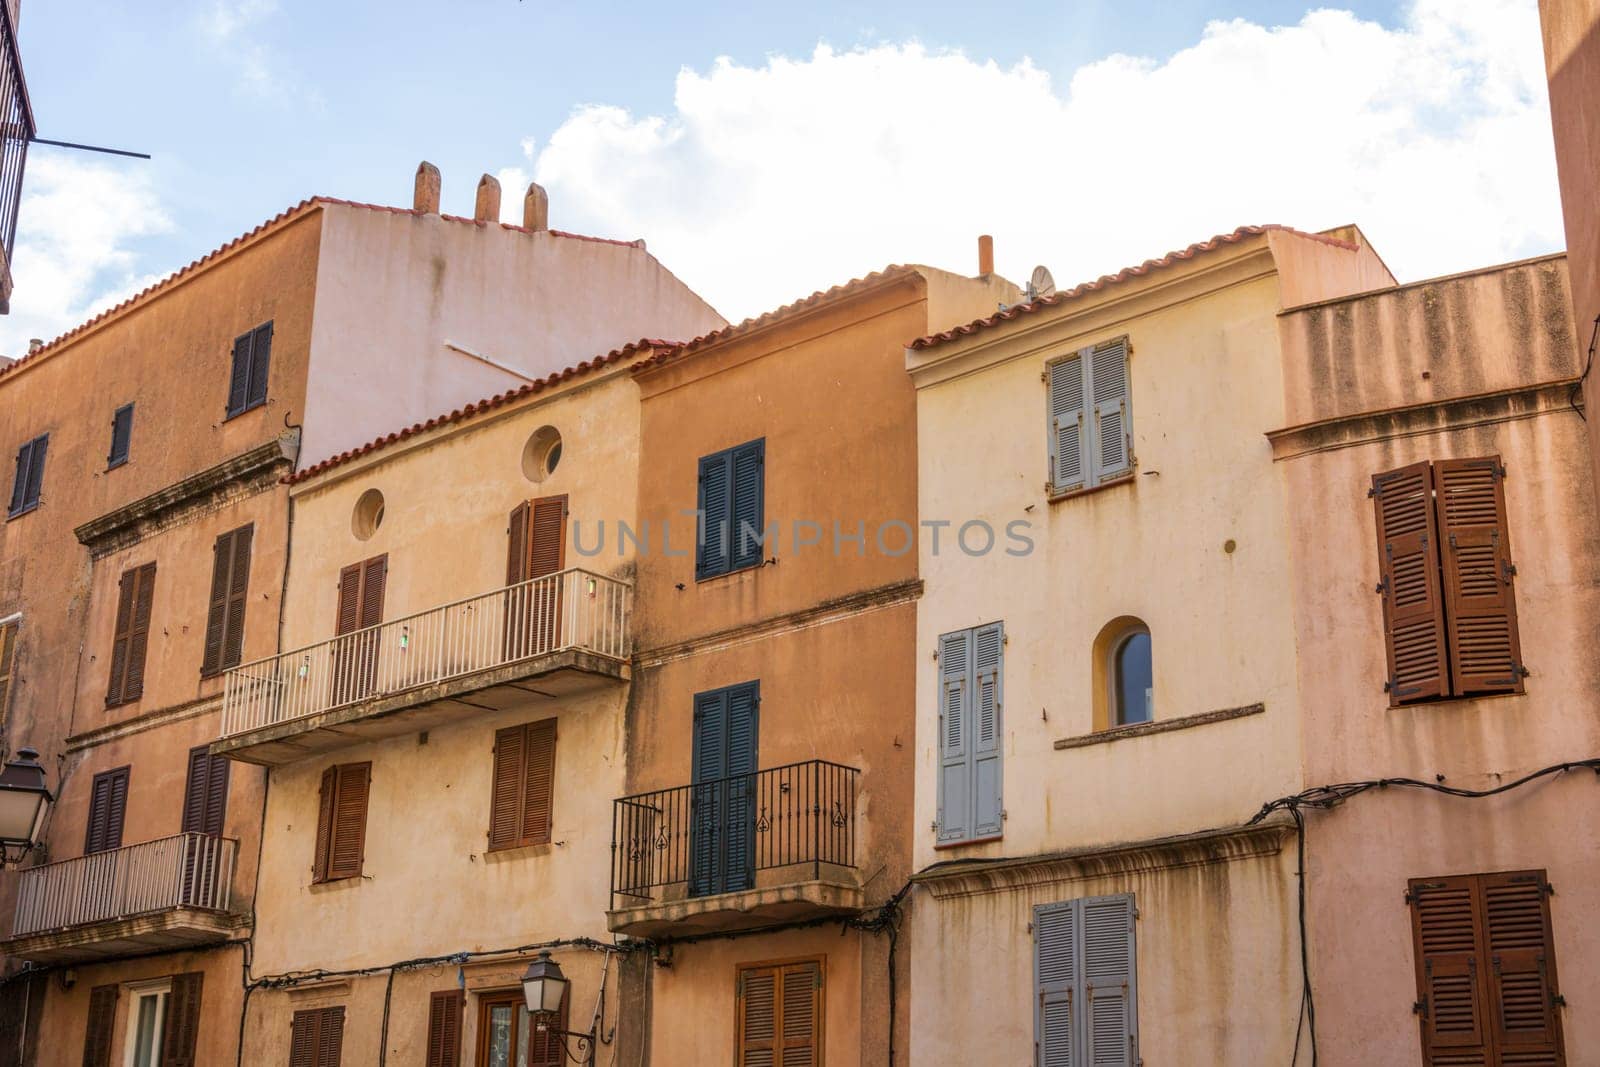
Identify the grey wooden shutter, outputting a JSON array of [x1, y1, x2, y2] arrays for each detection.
[[1048, 353, 1086, 494], [972, 622, 1004, 838], [1088, 339, 1132, 483], [226, 333, 253, 417], [22, 434, 45, 510], [730, 440, 765, 570], [8, 437, 30, 514], [937, 629, 971, 843], [108, 404, 133, 467], [246, 322, 273, 409], [1082, 894, 1137, 1067], [697, 450, 732, 578], [1035, 901, 1077, 1067]]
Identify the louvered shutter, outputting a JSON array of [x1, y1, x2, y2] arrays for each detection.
[[106, 568, 137, 705], [1410, 876, 1491, 1062], [730, 441, 765, 571], [778, 962, 820, 1067], [489, 723, 526, 850], [1035, 901, 1077, 1067], [507, 502, 531, 584], [530, 1000, 569, 1067], [81, 984, 118, 1067], [1433, 458, 1525, 696], [336, 564, 362, 636], [21, 435, 46, 510], [1482, 871, 1564, 1063], [202, 532, 233, 675], [972, 622, 1004, 838], [328, 763, 370, 880], [125, 563, 156, 701], [1047, 352, 1086, 494], [738, 962, 820, 1067], [0, 621, 16, 718], [937, 629, 971, 844], [182, 747, 229, 837], [159, 971, 203, 1067], [222, 526, 252, 669], [8, 438, 30, 514], [1082, 894, 1137, 1066], [1088, 339, 1132, 482], [313, 766, 336, 881], [109, 404, 133, 467], [359, 556, 387, 629], [723, 683, 759, 893], [739, 965, 776, 1066], [426, 990, 463, 1067], [521, 718, 557, 846], [528, 497, 567, 649], [689, 688, 728, 897], [227, 333, 253, 416], [247, 322, 273, 409], [697, 450, 732, 578], [85, 768, 129, 854], [317, 1005, 345, 1067], [205, 750, 230, 835], [1372, 463, 1450, 703]]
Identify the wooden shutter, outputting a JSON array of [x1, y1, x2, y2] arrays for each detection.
[[696, 450, 732, 578], [528, 496, 567, 578], [203, 526, 252, 676], [227, 332, 253, 416], [22, 434, 45, 510], [521, 718, 557, 846], [1081, 894, 1137, 1067], [159, 971, 204, 1067], [8, 437, 30, 514], [1088, 338, 1132, 483], [723, 683, 759, 893], [689, 688, 728, 897], [246, 322, 273, 409], [0, 620, 16, 720], [1482, 871, 1563, 1062], [359, 556, 386, 629], [1035, 901, 1077, 1067], [426, 990, 463, 1067], [81, 984, 118, 1067], [336, 563, 363, 636], [317, 1006, 345, 1067], [326, 762, 371, 880], [222, 526, 252, 670], [529, 999, 569, 1067], [489, 723, 526, 850], [1434, 458, 1524, 697], [314, 766, 337, 881], [507, 502, 532, 584], [936, 629, 971, 844], [738, 960, 821, 1067], [1048, 352, 1086, 494], [1372, 462, 1450, 704], [109, 404, 133, 467], [84, 767, 129, 854], [972, 621, 1004, 838], [106, 568, 137, 706], [109, 563, 156, 706], [729, 440, 765, 571], [182, 746, 230, 836], [290, 1006, 344, 1067], [1410, 875, 1492, 1063]]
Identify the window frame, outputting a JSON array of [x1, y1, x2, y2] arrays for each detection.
[[107, 403, 134, 470], [0, 616, 19, 724], [474, 987, 567, 1067], [1045, 335, 1133, 500], [1033, 892, 1138, 1065], [8, 432, 47, 518], [120, 978, 170, 1067], [1108, 624, 1153, 727]]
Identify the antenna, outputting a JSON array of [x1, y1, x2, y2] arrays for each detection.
[[1026, 265, 1056, 303]]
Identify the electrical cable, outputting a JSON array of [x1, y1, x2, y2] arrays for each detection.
[[1570, 313, 1597, 422]]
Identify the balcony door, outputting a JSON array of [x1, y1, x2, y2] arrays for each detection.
[[331, 555, 386, 706], [505, 496, 567, 661], [179, 747, 229, 906], [689, 681, 759, 897]]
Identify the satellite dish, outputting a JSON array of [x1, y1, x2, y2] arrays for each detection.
[[1028, 265, 1056, 302]]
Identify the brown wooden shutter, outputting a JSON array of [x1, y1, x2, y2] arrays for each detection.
[[314, 765, 337, 881], [488, 724, 526, 850], [1409, 875, 1489, 1062], [81, 984, 118, 1067], [336, 563, 363, 636], [223, 526, 252, 670], [182, 746, 230, 837], [426, 990, 463, 1067], [1372, 462, 1450, 704], [528, 496, 567, 578], [84, 767, 129, 854], [738, 960, 820, 1067], [507, 501, 532, 584], [106, 568, 136, 705], [1434, 458, 1525, 697], [0, 620, 16, 719], [522, 718, 556, 847], [359, 556, 386, 629], [290, 1006, 344, 1067], [327, 762, 371, 880], [159, 971, 204, 1067], [107, 563, 155, 706], [203, 526, 252, 676], [1481, 871, 1564, 1063], [203, 533, 232, 675], [530, 998, 569, 1067], [317, 1006, 345, 1067]]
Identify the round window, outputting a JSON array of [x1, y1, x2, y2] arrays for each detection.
[[352, 488, 385, 541], [522, 426, 563, 483]]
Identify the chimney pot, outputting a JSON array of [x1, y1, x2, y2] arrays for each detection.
[[523, 182, 549, 231], [414, 161, 441, 214], [977, 235, 995, 277], [475, 174, 502, 224], [27, 338, 43, 353]]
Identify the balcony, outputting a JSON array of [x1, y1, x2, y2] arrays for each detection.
[[3, 834, 244, 964], [608, 760, 862, 937], [215, 568, 632, 765]]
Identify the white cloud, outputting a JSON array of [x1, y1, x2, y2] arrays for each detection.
[[524, 0, 1563, 323], [196, 0, 316, 105], [0, 154, 173, 359]]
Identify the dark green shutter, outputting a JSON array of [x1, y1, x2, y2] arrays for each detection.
[[689, 688, 727, 896], [730, 440, 765, 570], [697, 451, 732, 578]]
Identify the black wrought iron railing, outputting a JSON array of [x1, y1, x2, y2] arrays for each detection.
[[0, 0, 31, 312], [610, 759, 859, 909]]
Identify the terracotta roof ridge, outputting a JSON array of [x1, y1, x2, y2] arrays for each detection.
[[285, 338, 676, 485], [908, 224, 1358, 352]]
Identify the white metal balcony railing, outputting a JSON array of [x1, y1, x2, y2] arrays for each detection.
[[12, 833, 237, 938], [221, 568, 632, 739]]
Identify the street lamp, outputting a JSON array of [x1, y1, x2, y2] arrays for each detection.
[[520, 950, 597, 1065], [0, 748, 52, 865]]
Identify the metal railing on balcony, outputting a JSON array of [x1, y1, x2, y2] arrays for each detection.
[[610, 760, 859, 910], [0, 0, 33, 310], [221, 568, 632, 739], [12, 833, 237, 938]]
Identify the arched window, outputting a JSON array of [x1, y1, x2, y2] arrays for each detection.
[[1111, 626, 1153, 726]]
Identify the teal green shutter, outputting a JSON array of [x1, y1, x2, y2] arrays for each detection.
[[696, 451, 731, 578], [972, 622, 1004, 837], [1082, 894, 1137, 1066], [1048, 353, 1086, 493], [724, 681, 759, 892], [689, 688, 727, 896], [936, 629, 971, 843], [729, 440, 765, 570], [1035, 901, 1077, 1067], [1088, 339, 1132, 483]]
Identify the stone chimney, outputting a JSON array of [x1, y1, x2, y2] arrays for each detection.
[[27, 338, 43, 353], [523, 182, 549, 232], [414, 161, 441, 214], [475, 175, 501, 223], [977, 235, 995, 277]]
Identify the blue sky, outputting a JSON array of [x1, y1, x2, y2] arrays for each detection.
[[2, 0, 1561, 353]]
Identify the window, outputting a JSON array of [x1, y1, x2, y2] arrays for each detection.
[[1110, 625, 1153, 726], [332, 554, 387, 704], [289, 1006, 345, 1067], [1408, 870, 1564, 1064], [696, 439, 765, 580], [106, 563, 157, 708], [1035, 893, 1138, 1065], [201, 525, 253, 677], [181, 746, 230, 837], [114, 973, 201, 1067], [108, 403, 134, 469], [425, 990, 463, 1067], [1047, 336, 1132, 496], [935, 623, 1002, 845], [521, 425, 563, 483], [475, 988, 565, 1067], [0, 618, 18, 722], [737, 959, 822, 1067], [488, 718, 557, 851], [690, 681, 760, 896], [83, 985, 118, 1067], [1371, 457, 1524, 705], [8, 433, 46, 517], [505, 497, 567, 657], [351, 489, 385, 541], [123, 981, 168, 1067], [313, 762, 371, 883], [225, 321, 273, 418], [85, 766, 130, 854]]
